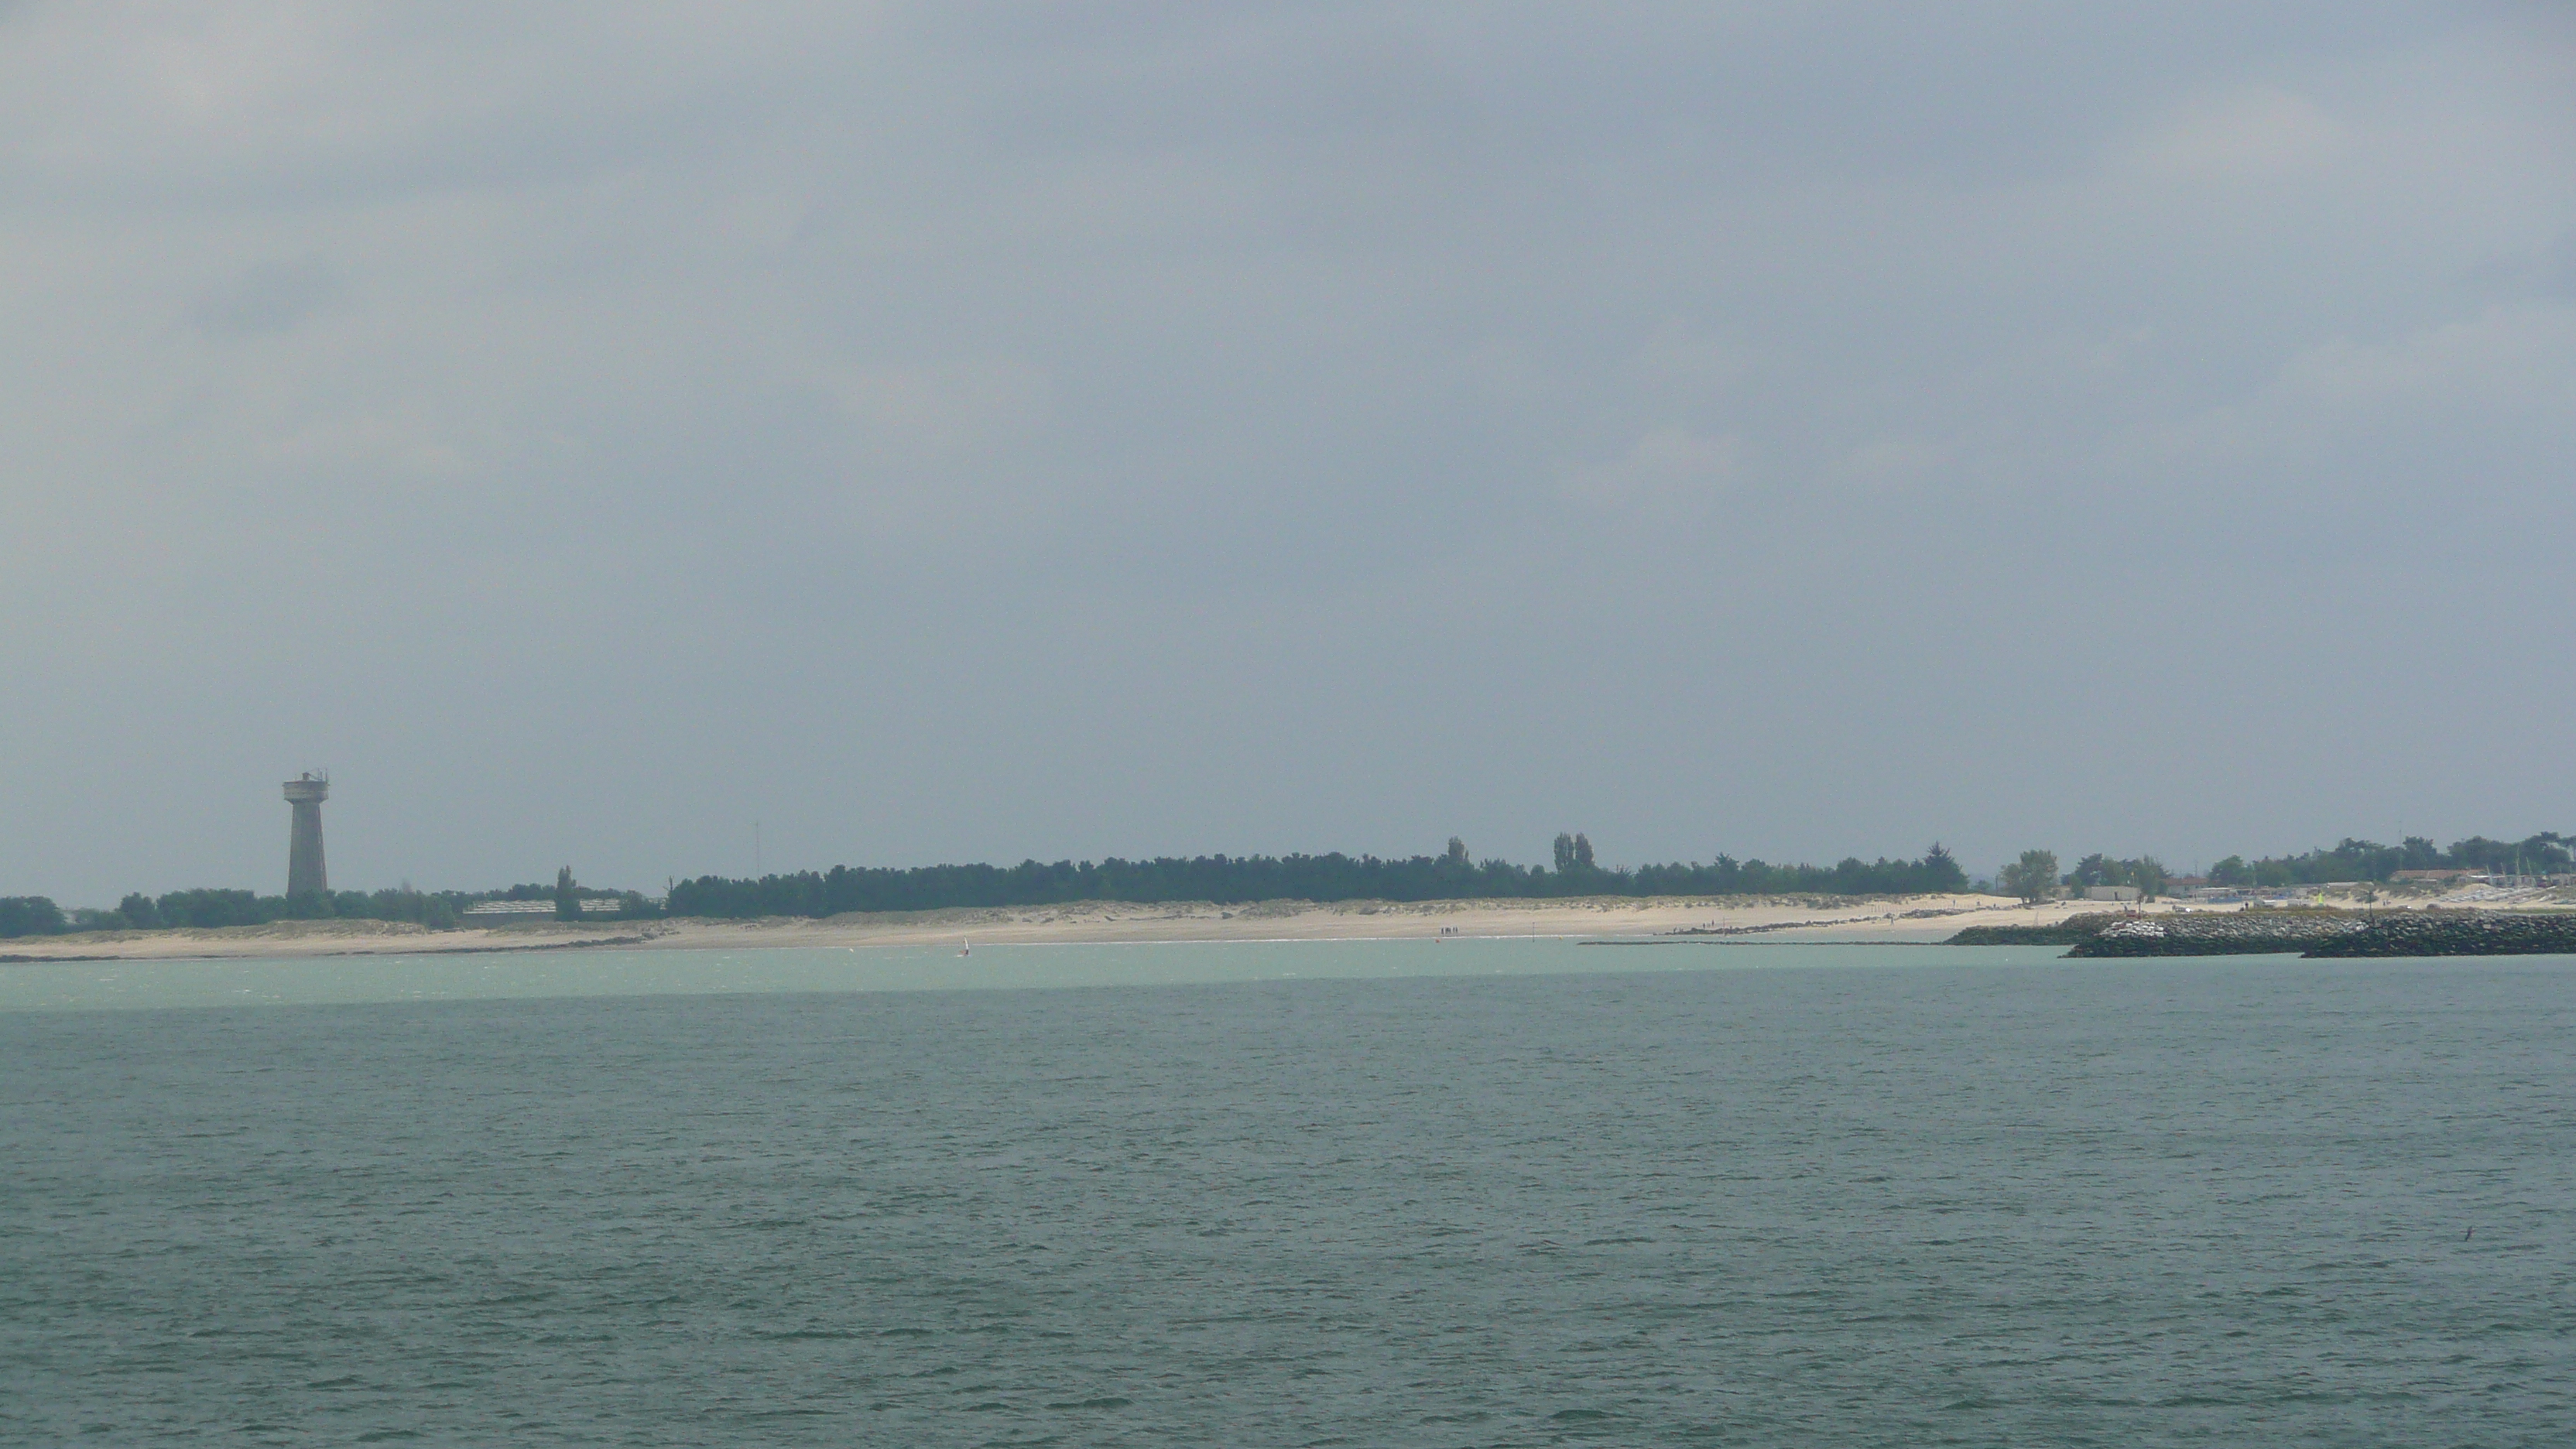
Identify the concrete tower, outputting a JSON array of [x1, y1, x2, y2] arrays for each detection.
[[283, 772, 330, 897]]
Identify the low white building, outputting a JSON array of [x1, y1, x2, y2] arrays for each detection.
[[461, 898, 636, 918]]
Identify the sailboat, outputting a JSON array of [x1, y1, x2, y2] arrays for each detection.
[[958, 938, 971, 957]]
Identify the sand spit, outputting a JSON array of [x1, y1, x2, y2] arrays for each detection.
[[0, 892, 2273, 962], [11, 889, 2566, 964], [0, 916, 669, 963]]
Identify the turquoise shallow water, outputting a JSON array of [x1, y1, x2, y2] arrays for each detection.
[[3, 942, 2571, 1445], [0, 937, 2064, 1013]]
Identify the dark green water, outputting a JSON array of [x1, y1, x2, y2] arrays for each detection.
[[3, 943, 2570, 1444]]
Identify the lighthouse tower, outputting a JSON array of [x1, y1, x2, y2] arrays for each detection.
[[283, 772, 330, 897]]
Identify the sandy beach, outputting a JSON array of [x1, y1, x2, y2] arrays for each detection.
[[2, 891, 2480, 963]]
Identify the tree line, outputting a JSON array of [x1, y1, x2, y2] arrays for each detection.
[[14, 829, 2558, 940], [662, 838, 1971, 919], [2206, 834, 2569, 888], [1998, 851, 2169, 903], [20, 887, 477, 935], [5, 837, 1966, 938], [1991, 831, 2572, 903], [0, 878, 656, 939]]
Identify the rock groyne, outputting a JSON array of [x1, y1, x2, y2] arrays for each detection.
[[2301, 913, 2576, 957], [1945, 913, 2122, 947], [2064, 912, 2362, 957], [1956, 909, 2576, 958]]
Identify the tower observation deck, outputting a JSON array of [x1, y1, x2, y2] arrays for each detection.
[[283, 772, 329, 897]]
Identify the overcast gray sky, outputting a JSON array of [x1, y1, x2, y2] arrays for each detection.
[[5, 2, 2571, 903]]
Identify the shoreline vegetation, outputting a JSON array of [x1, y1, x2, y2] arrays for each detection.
[[3, 832, 2567, 961], [0, 892, 2017, 961], [0, 838, 1973, 941], [3, 886, 2571, 964], [0, 881, 654, 938], [662, 838, 1973, 918]]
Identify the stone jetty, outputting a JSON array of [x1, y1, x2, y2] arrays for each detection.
[[1944, 908, 2576, 958], [2064, 913, 2363, 957], [1945, 914, 2123, 947], [2301, 912, 2576, 957]]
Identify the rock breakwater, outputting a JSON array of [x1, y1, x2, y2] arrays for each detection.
[[2301, 912, 2576, 957], [2065, 913, 2362, 957], [1950, 909, 2576, 958], [1944, 914, 2122, 947]]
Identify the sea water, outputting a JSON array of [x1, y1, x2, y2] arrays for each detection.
[[2, 941, 2570, 1445]]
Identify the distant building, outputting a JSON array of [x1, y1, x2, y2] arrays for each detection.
[[461, 898, 637, 918], [2082, 886, 2141, 903]]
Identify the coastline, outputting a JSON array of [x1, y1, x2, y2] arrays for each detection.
[[0, 892, 2484, 963]]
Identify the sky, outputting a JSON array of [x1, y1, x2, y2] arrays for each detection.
[[4, 2, 2573, 904]]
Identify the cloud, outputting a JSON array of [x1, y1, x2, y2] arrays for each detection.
[[1563, 426, 1744, 516], [1831, 438, 1947, 490], [1, 2, 2571, 902], [189, 255, 342, 337], [821, 358, 1056, 465], [0, 2, 885, 204], [2282, 304, 2576, 413], [2135, 87, 2341, 181]]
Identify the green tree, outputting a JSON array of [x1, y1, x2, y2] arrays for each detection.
[[1446, 836, 1469, 867], [1999, 850, 2059, 903], [2129, 855, 2168, 902], [2068, 854, 2125, 890], [2448, 837, 2513, 873], [1552, 833, 1577, 872], [554, 866, 581, 922], [117, 892, 161, 929], [0, 897, 65, 938], [1573, 833, 1596, 871]]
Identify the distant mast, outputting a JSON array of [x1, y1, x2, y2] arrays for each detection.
[[283, 772, 330, 897]]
